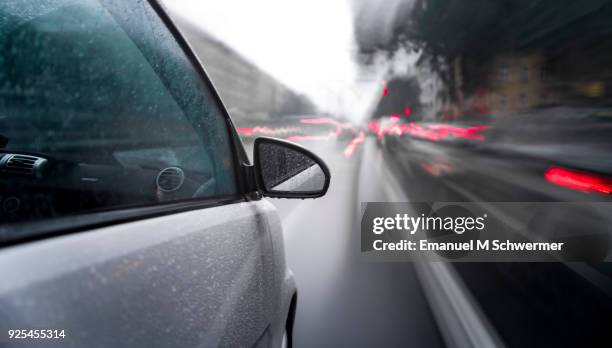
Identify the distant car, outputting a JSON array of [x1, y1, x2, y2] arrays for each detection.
[[336, 123, 360, 142], [373, 115, 402, 147], [0, 1, 330, 347]]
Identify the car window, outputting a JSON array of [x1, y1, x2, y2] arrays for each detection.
[[0, 0, 237, 237]]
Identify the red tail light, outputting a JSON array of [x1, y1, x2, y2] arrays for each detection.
[[544, 167, 612, 194]]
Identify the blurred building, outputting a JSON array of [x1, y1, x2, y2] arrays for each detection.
[[356, 0, 612, 120], [172, 17, 315, 124], [437, 0, 612, 118], [479, 53, 546, 114]]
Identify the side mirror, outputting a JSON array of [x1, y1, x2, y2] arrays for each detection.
[[253, 137, 330, 198]]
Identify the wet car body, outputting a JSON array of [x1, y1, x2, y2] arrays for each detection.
[[0, 0, 331, 347]]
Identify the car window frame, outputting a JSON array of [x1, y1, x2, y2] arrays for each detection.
[[0, 0, 253, 247], [148, 0, 250, 193]]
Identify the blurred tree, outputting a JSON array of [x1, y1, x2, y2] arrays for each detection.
[[355, 0, 612, 102]]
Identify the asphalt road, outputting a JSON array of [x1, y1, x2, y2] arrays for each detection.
[[241, 124, 612, 347], [380, 135, 612, 347], [269, 138, 444, 348]]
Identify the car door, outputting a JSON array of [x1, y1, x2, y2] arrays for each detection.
[[0, 0, 278, 346]]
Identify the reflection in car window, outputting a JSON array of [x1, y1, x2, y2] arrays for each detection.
[[0, 0, 237, 237]]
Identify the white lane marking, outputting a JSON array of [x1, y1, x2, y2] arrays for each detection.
[[364, 140, 505, 348]]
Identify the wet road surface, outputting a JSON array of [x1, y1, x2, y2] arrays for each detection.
[[270, 139, 444, 347]]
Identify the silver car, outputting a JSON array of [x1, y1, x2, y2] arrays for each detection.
[[0, 0, 330, 347]]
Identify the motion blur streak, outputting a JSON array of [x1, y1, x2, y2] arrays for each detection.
[[301, 117, 353, 137], [421, 159, 453, 177], [544, 167, 612, 195], [285, 135, 333, 143], [423, 124, 489, 141], [236, 127, 300, 136], [343, 131, 365, 157], [367, 120, 380, 135], [384, 123, 489, 141], [299, 117, 343, 126], [167, 0, 612, 346]]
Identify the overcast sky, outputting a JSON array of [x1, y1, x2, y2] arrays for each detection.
[[163, 0, 382, 120]]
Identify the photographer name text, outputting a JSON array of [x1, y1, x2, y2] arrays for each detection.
[[372, 239, 564, 251]]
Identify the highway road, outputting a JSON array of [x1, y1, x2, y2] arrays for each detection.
[[264, 133, 612, 347]]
